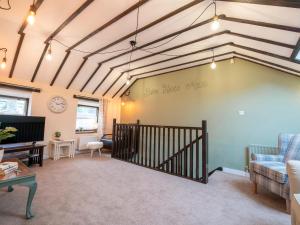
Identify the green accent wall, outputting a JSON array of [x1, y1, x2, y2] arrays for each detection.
[[121, 58, 300, 171]]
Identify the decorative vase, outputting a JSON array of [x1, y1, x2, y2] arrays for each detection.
[[0, 148, 4, 162]]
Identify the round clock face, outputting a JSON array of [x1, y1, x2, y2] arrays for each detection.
[[48, 96, 67, 113]]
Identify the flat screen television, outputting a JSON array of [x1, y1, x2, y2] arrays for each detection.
[[0, 115, 45, 145]]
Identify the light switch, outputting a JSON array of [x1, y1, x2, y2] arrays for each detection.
[[238, 110, 245, 116]]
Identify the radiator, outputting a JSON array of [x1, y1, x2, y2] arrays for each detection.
[[77, 135, 98, 150]]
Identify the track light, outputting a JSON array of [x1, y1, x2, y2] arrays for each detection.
[[230, 57, 235, 64], [0, 48, 7, 70], [126, 79, 130, 85], [27, 4, 36, 25], [46, 42, 52, 61]]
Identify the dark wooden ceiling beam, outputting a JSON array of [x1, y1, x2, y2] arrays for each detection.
[[103, 31, 294, 96], [235, 52, 300, 74], [216, 0, 300, 8], [80, 63, 102, 92], [46, 0, 94, 43], [9, 0, 45, 78], [67, 0, 150, 51], [70, 0, 208, 91], [85, 0, 206, 58], [31, 43, 49, 82], [92, 68, 114, 94], [112, 52, 234, 98], [99, 17, 219, 65], [130, 52, 234, 78], [98, 33, 229, 96], [117, 57, 234, 98], [230, 43, 291, 61], [66, 58, 87, 89], [102, 42, 231, 96], [50, 51, 71, 86], [30, 0, 94, 83], [113, 42, 300, 98], [116, 52, 300, 98], [222, 16, 300, 33]]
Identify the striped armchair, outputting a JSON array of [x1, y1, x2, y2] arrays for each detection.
[[249, 133, 300, 212]]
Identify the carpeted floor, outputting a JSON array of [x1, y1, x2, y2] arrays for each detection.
[[0, 154, 290, 225]]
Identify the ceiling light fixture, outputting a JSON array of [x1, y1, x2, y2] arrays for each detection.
[[46, 41, 52, 61], [0, 0, 11, 10], [211, 0, 220, 31], [0, 48, 7, 70], [210, 49, 217, 70], [125, 40, 137, 85], [27, 1, 36, 25]]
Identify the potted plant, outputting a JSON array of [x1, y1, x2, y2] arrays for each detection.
[[0, 127, 17, 162], [54, 131, 61, 140]]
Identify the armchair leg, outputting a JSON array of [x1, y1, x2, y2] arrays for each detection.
[[286, 199, 291, 214], [253, 182, 258, 194]]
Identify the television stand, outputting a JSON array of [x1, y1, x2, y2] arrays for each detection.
[[2, 143, 45, 167]]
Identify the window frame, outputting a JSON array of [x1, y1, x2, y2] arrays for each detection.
[[0, 94, 29, 116], [75, 104, 99, 133]]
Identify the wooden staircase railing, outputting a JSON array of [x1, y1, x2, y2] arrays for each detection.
[[112, 119, 208, 183]]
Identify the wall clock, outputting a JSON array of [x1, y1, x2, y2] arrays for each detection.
[[48, 96, 67, 113]]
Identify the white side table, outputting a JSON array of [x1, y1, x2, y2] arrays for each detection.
[[49, 139, 75, 160]]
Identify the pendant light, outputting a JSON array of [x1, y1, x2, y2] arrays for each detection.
[[0, 48, 7, 70], [125, 40, 136, 85], [27, 1, 36, 25], [210, 49, 217, 70], [211, 0, 220, 31], [46, 41, 52, 61]]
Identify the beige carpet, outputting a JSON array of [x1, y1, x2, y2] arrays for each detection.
[[0, 154, 290, 225]]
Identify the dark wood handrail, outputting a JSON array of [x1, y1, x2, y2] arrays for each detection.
[[157, 135, 203, 168]]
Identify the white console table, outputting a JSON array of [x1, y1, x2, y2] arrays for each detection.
[[49, 139, 75, 160]]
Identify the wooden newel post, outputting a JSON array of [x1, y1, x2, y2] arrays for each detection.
[[201, 120, 208, 184], [112, 118, 116, 157], [135, 119, 140, 157]]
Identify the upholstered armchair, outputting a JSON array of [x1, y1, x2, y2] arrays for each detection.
[[287, 160, 300, 225], [249, 133, 300, 212]]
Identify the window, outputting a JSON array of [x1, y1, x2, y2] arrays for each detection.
[[76, 105, 99, 132], [296, 50, 300, 61], [0, 95, 29, 116]]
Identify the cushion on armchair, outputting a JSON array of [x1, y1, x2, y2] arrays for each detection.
[[284, 134, 300, 163], [279, 133, 295, 155], [252, 161, 287, 183], [251, 153, 284, 162]]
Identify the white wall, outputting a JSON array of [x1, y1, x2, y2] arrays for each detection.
[[0, 76, 121, 157]]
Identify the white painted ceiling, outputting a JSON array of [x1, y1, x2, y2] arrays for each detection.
[[0, 0, 300, 98]]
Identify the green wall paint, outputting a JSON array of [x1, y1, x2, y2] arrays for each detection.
[[121, 59, 300, 171]]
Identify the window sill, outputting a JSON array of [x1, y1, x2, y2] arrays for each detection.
[[75, 130, 98, 134]]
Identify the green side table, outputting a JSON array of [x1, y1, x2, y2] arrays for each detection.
[[0, 159, 37, 219]]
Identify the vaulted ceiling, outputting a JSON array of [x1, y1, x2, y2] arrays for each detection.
[[0, 0, 300, 98]]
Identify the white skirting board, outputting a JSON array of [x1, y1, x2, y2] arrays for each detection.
[[222, 167, 250, 177]]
